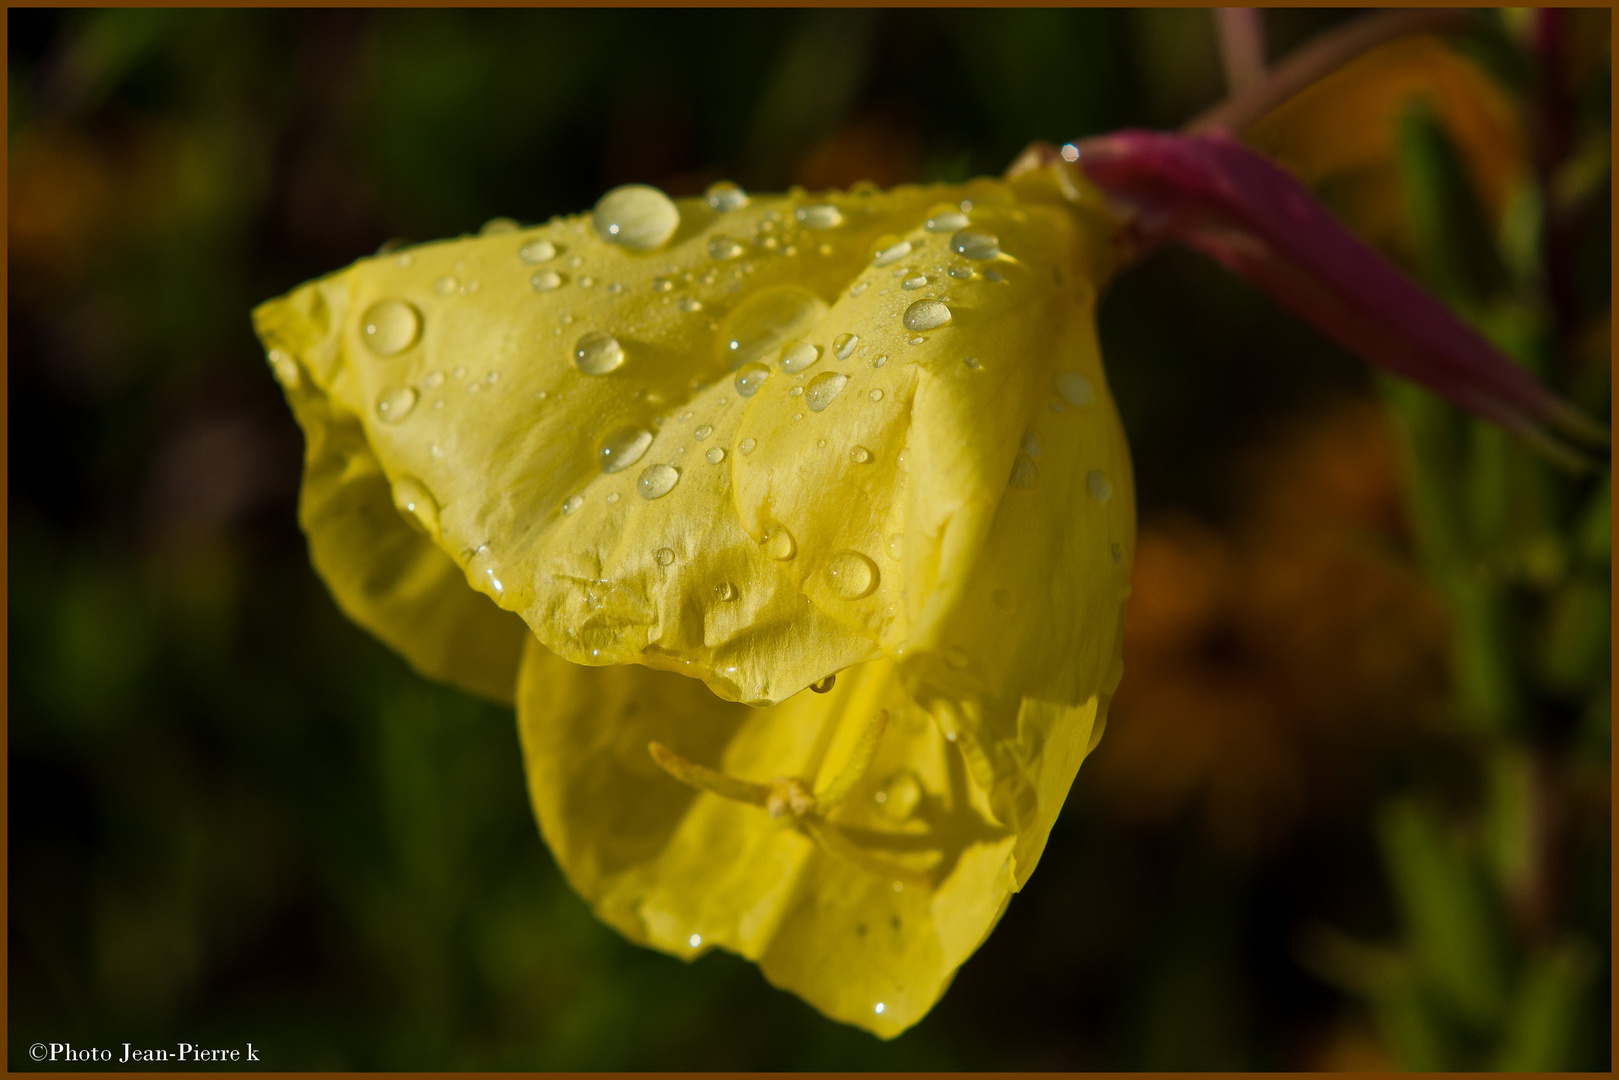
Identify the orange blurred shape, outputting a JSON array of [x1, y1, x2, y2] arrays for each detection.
[[9, 126, 119, 282], [792, 110, 921, 193], [1245, 36, 1529, 264], [1093, 401, 1451, 856]]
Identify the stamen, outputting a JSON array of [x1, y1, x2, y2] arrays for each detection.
[[648, 741, 771, 807]]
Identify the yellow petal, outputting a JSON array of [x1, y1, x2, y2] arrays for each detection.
[[516, 635, 1106, 1038]]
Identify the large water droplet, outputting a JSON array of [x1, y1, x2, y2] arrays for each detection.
[[361, 299, 422, 356], [850, 445, 873, 464], [376, 386, 418, 423], [562, 494, 584, 516], [707, 235, 743, 260], [638, 463, 680, 500], [705, 446, 726, 464], [599, 425, 653, 473], [1056, 372, 1095, 407], [719, 285, 828, 370], [795, 204, 842, 229], [391, 476, 440, 537], [520, 238, 557, 264], [780, 340, 821, 374], [925, 210, 969, 232], [1087, 470, 1113, 503], [734, 363, 772, 398], [763, 522, 796, 560], [705, 181, 749, 212], [834, 333, 859, 360], [805, 371, 848, 412], [1009, 452, 1039, 489], [826, 550, 878, 599], [714, 581, 738, 601], [655, 547, 676, 567], [574, 331, 625, 375], [593, 184, 680, 250], [950, 229, 1000, 260], [872, 239, 911, 267], [902, 299, 952, 331]]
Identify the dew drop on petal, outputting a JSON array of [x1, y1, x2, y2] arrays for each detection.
[[925, 210, 969, 232], [719, 286, 828, 370], [434, 275, 459, 296], [886, 533, 904, 560], [787, 386, 804, 398], [950, 229, 1000, 260], [481, 216, 519, 235], [1021, 428, 1043, 458], [651, 276, 674, 293], [902, 299, 951, 331], [598, 425, 653, 474], [638, 464, 681, 500], [1056, 371, 1095, 406], [655, 547, 676, 567], [948, 262, 975, 280], [561, 494, 584, 516], [693, 424, 713, 441], [834, 333, 859, 360], [714, 581, 738, 601], [531, 270, 563, 291], [574, 331, 625, 375], [806, 371, 847, 412], [902, 274, 928, 290], [849, 281, 869, 297], [963, 356, 981, 370], [763, 522, 796, 560], [593, 184, 680, 250], [605, 491, 620, 504], [707, 235, 743, 260], [826, 550, 878, 599], [868, 388, 883, 401], [705, 180, 749, 212], [705, 446, 726, 464], [780, 339, 821, 373], [375, 386, 418, 423], [519, 238, 557, 264], [850, 445, 873, 464], [677, 296, 703, 313], [361, 299, 421, 356], [391, 476, 441, 537], [1087, 470, 1113, 503], [734, 363, 771, 397], [872, 354, 888, 368], [738, 437, 757, 455], [872, 239, 911, 267], [983, 268, 1006, 283], [795, 204, 842, 229], [810, 674, 836, 694], [1009, 452, 1039, 489]]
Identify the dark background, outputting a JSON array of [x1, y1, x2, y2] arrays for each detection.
[[8, 8, 1608, 1069]]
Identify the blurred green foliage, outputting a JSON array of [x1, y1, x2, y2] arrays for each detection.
[[8, 8, 1608, 1070]]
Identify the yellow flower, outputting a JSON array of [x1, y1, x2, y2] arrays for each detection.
[[254, 163, 1135, 1036]]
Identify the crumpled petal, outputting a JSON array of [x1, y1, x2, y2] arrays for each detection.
[[515, 634, 1106, 1038]]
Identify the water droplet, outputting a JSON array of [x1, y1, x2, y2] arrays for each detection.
[[925, 210, 969, 232], [1111, 542, 1124, 564], [780, 339, 821, 374], [963, 355, 981, 370], [519, 238, 557, 264], [693, 424, 713, 441], [738, 437, 757, 455], [763, 522, 796, 560], [872, 354, 888, 368], [791, 411, 803, 421], [434, 275, 459, 296], [391, 476, 441, 537], [806, 371, 848, 412], [983, 268, 1006, 283], [1056, 372, 1095, 406], [902, 274, 928, 290], [734, 363, 772, 398], [877, 771, 922, 818], [599, 425, 653, 474], [886, 533, 904, 560], [375, 386, 418, 423], [655, 547, 676, 567], [593, 184, 680, 251], [873, 239, 911, 267], [451, 365, 466, 379], [420, 370, 444, 390], [850, 281, 869, 297], [875, 1002, 887, 1015], [705, 180, 749, 212], [788, 386, 804, 398], [689, 933, 703, 948], [714, 581, 737, 601], [903, 299, 951, 331], [795, 204, 842, 229], [834, 333, 859, 360], [531, 270, 563, 291], [719, 286, 828, 370], [826, 550, 878, 599], [360, 299, 422, 356], [638, 463, 680, 500], [850, 445, 873, 464], [1009, 452, 1039, 489], [868, 389, 883, 402], [896, 449, 910, 471], [907, 335, 925, 346], [948, 263, 975, 280], [1020, 429, 1043, 458], [674, 296, 702, 314], [266, 349, 300, 389], [950, 229, 1000, 260], [481, 216, 519, 235], [607, 281, 624, 294], [561, 494, 584, 516], [651, 276, 674, 293], [605, 491, 620, 504], [810, 675, 836, 694], [574, 331, 625, 375], [1087, 470, 1113, 503], [705, 446, 726, 464], [707, 235, 743, 260]]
